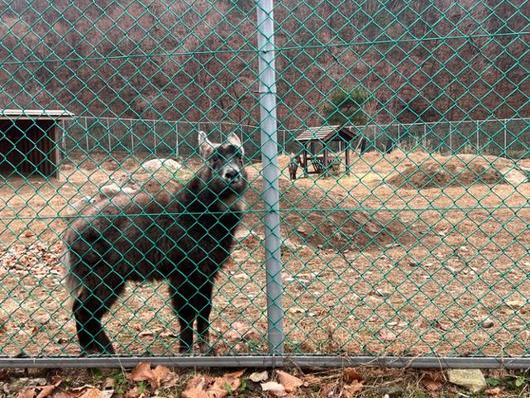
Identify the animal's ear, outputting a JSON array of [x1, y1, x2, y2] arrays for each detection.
[[198, 130, 214, 158], [227, 132, 244, 155]]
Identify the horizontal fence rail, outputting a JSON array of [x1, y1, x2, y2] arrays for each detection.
[[58, 116, 529, 159], [0, 0, 528, 369]]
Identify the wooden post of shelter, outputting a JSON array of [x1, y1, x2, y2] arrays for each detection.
[[345, 141, 351, 175]]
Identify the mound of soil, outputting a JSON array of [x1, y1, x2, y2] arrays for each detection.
[[386, 155, 525, 189], [244, 178, 410, 250], [285, 208, 408, 250]]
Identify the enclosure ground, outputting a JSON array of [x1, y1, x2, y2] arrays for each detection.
[[0, 150, 528, 359], [0, 365, 528, 398]]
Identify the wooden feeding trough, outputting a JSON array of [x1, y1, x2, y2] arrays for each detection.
[[295, 125, 361, 176], [0, 109, 74, 178]]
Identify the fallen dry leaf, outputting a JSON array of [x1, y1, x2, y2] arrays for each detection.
[[486, 387, 502, 396], [160, 331, 177, 338], [36, 381, 62, 398], [124, 386, 146, 398], [130, 362, 154, 383], [204, 369, 245, 398], [220, 369, 245, 390], [155, 365, 179, 388], [102, 378, 115, 390], [379, 329, 397, 341], [342, 381, 364, 398], [343, 368, 363, 384], [53, 393, 76, 398], [78, 388, 112, 398], [276, 370, 303, 393], [505, 299, 525, 309], [206, 380, 228, 398], [17, 389, 36, 398], [138, 330, 155, 338], [249, 371, 268, 383], [423, 379, 442, 392], [422, 375, 443, 392], [182, 376, 210, 398], [129, 362, 176, 389], [302, 374, 322, 386], [151, 365, 170, 389], [70, 385, 97, 393], [261, 381, 287, 397]]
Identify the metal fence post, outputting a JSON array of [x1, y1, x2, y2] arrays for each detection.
[[84, 117, 89, 152], [449, 121, 453, 153], [476, 120, 480, 153], [503, 119, 507, 156], [175, 121, 179, 158], [256, 0, 285, 358], [130, 119, 134, 152]]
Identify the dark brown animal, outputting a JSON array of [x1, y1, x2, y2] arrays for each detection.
[[288, 152, 300, 180], [63, 131, 247, 355]]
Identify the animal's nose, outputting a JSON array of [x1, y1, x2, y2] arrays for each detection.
[[224, 168, 240, 181]]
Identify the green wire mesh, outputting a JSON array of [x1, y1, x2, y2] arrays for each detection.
[[0, 0, 528, 360]]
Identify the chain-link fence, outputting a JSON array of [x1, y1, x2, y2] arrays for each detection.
[[0, 0, 528, 368]]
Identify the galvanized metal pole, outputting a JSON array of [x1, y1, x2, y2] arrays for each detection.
[[130, 119, 134, 152], [503, 119, 507, 156], [175, 121, 179, 158], [107, 118, 111, 152], [449, 122, 453, 153], [476, 120, 479, 152], [256, 0, 284, 359]]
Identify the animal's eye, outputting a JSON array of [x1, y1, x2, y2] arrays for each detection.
[[210, 154, 220, 162]]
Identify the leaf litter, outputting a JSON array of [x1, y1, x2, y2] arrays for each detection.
[[3, 365, 527, 397]]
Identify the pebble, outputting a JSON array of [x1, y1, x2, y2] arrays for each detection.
[[481, 318, 494, 328]]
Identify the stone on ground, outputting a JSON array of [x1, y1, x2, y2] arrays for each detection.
[[447, 369, 487, 392]]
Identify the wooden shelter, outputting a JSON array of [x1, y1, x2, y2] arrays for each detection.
[[0, 109, 74, 178], [295, 125, 359, 176]]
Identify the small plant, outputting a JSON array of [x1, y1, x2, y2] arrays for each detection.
[[137, 381, 148, 395], [111, 370, 129, 395]]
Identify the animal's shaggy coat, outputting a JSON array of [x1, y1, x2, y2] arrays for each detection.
[[63, 132, 247, 354]]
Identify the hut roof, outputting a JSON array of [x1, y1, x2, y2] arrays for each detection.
[[295, 125, 357, 142], [0, 109, 74, 120]]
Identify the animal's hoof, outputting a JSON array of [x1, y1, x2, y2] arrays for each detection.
[[198, 342, 215, 355]]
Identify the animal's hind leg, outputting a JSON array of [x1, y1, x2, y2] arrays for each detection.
[[73, 282, 125, 355]]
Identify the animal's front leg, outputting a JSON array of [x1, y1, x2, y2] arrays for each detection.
[[195, 280, 214, 354], [169, 279, 196, 353]]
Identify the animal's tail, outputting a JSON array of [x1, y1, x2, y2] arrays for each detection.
[[62, 249, 82, 306]]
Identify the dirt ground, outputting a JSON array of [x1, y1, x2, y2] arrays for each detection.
[[0, 149, 528, 360]]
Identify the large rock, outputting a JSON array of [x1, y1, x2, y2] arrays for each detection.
[[141, 158, 182, 173], [99, 183, 138, 198], [500, 167, 527, 186], [447, 369, 487, 392]]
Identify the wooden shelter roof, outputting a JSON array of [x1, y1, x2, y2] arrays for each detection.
[[0, 109, 74, 120], [295, 125, 357, 142]]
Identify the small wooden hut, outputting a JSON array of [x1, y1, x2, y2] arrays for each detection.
[[0, 109, 74, 178], [295, 125, 359, 176]]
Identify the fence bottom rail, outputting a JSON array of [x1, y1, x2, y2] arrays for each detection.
[[0, 355, 528, 369]]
